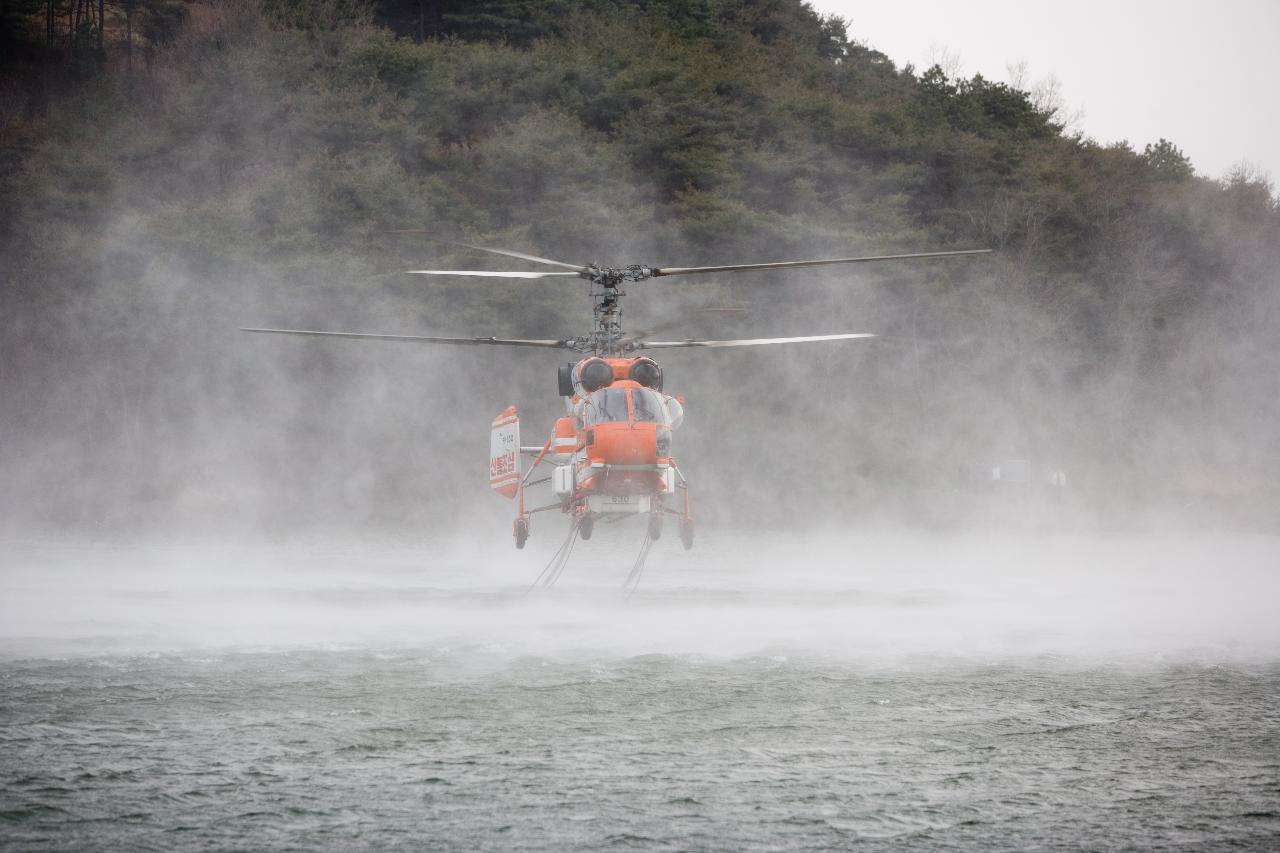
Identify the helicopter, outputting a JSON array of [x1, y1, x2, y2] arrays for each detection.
[[243, 239, 988, 569]]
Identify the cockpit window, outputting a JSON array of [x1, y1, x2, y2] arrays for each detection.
[[585, 388, 629, 425], [631, 389, 667, 423]]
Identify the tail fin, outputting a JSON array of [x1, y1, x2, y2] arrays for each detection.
[[489, 406, 521, 499]]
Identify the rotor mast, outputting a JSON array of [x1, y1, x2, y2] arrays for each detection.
[[584, 265, 654, 356]]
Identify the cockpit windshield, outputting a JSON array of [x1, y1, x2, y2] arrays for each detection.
[[584, 388, 629, 425], [583, 387, 670, 425], [631, 388, 668, 423]]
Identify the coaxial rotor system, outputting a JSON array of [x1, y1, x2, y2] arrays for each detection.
[[243, 236, 990, 356]]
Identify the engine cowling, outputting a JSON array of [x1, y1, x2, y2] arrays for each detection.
[[628, 357, 662, 391], [576, 358, 613, 392]]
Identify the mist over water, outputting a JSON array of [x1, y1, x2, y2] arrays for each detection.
[[3, 533, 1279, 850], [2, 533, 1278, 663]]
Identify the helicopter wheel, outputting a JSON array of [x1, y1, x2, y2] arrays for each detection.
[[513, 518, 529, 550], [647, 512, 663, 541], [579, 513, 594, 540], [679, 518, 694, 550]]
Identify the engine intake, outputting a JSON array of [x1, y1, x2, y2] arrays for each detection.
[[578, 358, 613, 392], [629, 358, 663, 390]]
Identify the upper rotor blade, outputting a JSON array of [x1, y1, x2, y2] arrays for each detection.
[[389, 233, 588, 272], [241, 328, 571, 348], [406, 270, 584, 279], [637, 333, 876, 349], [652, 249, 991, 278]]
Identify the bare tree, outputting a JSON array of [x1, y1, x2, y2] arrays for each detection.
[[926, 42, 965, 79]]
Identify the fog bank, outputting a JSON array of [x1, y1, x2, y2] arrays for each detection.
[[3, 534, 1276, 664]]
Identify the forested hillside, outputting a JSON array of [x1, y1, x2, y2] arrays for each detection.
[[2, 0, 1277, 533]]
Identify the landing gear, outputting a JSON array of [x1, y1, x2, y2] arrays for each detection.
[[514, 517, 529, 549], [679, 517, 694, 550], [579, 513, 594, 540], [647, 512, 663, 540]]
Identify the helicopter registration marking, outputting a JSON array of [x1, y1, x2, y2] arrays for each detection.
[[587, 495, 651, 513]]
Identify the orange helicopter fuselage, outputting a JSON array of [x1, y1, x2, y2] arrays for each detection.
[[565, 359, 675, 498], [490, 355, 691, 549], [572, 390, 667, 497]]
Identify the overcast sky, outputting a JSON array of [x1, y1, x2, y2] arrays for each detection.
[[811, 0, 1279, 182]]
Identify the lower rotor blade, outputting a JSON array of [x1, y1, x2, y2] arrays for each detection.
[[638, 333, 876, 349], [389, 233, 588, 272], [406, 270, 583, 279], [616, 310, 738, 350], [241, 328, 572, 348], [652, 249, 991, 278]]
